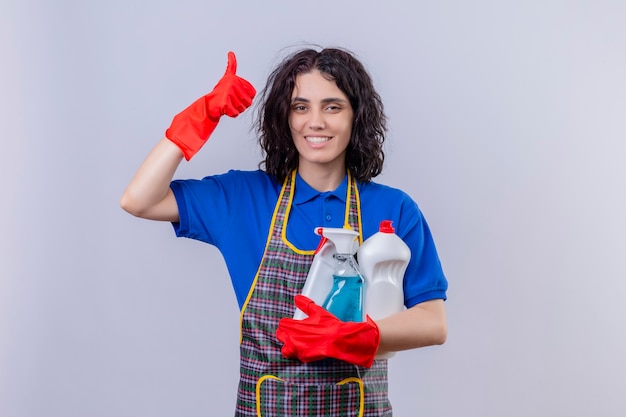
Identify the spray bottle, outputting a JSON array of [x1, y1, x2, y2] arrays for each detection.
[[357, 220, 411, 358], [294, 227, 363, 322]]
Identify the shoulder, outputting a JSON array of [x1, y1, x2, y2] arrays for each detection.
[[204, 169, 279, 189], [357, 180, 425, 238], [170, 170, 282, 220], [358, 180, 419, 211], [359, 180, 411, 197], [173, 169, 280, 195], [170, 170, 281, 244]]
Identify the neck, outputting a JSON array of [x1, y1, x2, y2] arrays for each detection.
[[297, 163, 346, 192]]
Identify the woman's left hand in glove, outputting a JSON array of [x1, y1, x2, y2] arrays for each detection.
[[276, 295, 380, 368]]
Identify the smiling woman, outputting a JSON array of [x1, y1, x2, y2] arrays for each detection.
[[120, 47, 448, 416]]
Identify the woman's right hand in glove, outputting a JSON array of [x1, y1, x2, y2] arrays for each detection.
[[165, 51, 256, 160]]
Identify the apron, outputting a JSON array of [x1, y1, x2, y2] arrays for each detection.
[[235, 171, 392, 417]]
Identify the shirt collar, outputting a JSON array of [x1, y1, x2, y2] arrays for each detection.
[[294, 172, 349, 205]]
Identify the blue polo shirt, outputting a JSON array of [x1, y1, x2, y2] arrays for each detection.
[[171, 170, 447, 310]]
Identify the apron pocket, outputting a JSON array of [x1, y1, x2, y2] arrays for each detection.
[[256, 375, 364, 417]]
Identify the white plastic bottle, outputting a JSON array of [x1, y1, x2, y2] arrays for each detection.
[[357, 220, 411, 358], [293, 227, 360, 320]]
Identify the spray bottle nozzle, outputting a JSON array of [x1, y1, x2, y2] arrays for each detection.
[[314, 227, 359, 255]]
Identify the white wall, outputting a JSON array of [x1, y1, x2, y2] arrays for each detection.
[[2, 1, 625, 416]]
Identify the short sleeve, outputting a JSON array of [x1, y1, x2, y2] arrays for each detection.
[[170, 173, 237, 245]]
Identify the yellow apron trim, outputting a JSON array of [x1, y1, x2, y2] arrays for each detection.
[[239, 173, 291, 342], [255, 375, 364, 417], [343, 170, 353, 228], [344, 171, 364, 245], [256, 375, 282, 416], [282, 171, 315, 255], [338, 377, 365, 417], [353, 175, 364, 245]]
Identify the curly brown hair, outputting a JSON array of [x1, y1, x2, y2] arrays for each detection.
[[255, 47, 387, 183]]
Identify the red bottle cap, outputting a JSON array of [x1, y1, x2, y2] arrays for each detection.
[[379, 220, 395, 233]]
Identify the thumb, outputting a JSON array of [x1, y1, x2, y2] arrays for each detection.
[[294, 294, 314, 311], [294, 295, 325, 319], [224, 51, 237, 76]]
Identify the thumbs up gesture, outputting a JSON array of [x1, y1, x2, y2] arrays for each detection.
[[205, 51, 257, 119], [165, 51, 257, 160]]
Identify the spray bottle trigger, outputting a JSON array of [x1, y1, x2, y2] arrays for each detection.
[[314, 236, 329, 254]]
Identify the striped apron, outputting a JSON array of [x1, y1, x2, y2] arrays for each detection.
[[234, 171, 392, 416]]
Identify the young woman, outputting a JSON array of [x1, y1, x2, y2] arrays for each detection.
[[121, 47, 448, 416]]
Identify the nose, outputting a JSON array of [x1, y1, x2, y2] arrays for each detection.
[[307, 109, 325, 130]]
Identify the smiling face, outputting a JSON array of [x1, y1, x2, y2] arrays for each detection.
[[289, 70, 354, 184]]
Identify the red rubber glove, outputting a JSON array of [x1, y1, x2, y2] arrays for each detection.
[[276, 295, 380, 368], [165, 51, 256, 160]]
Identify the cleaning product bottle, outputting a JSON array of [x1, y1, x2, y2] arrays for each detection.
[[294, 227, 363, 322], [293, 229, 337, 320], [357, 220, 411, 358]]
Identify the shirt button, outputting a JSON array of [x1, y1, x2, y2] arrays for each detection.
[[326, 214, 332, 221]]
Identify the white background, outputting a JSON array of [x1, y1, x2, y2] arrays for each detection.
[[2, 1, 626, 416]]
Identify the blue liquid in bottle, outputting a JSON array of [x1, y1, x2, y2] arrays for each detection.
[[322, 275, 364, 322]]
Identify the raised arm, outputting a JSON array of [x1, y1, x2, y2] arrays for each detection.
[[120, 52, 256, 222]]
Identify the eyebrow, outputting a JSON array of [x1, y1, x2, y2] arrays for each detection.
[[291, 97, 349, 104]]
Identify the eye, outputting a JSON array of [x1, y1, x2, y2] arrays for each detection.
[[325, 104, 342, 113], [292, 104, 308, 112]]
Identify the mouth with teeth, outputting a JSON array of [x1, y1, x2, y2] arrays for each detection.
[[305, 136, 332, 144]]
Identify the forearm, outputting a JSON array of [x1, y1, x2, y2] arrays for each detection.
[[120, 137, 183, 220], [376, 299, 447, 354]]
